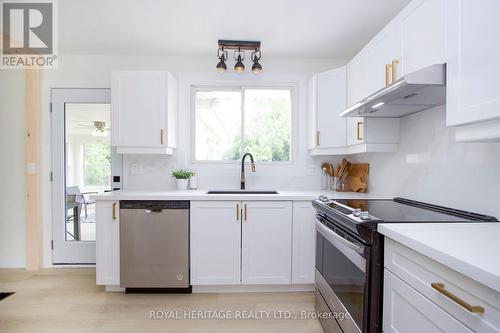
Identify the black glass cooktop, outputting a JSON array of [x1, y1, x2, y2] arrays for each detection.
[[327, 198, 497, 223]]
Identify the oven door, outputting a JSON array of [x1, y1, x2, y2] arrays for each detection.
[[315, 215, 368, 333]]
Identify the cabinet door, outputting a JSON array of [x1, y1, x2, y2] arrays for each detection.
[[190, 201, 241, 285], [96, 201, 120, 285], [347, 21, 401, 104], [316, 67, 347, 148], [446, 0, 500, 126], [292, 201, 315, 284], [346, 118, 364, 145], [347, 54, 367, 107], [383, 269, 473, 333], [401, 0, 445, 75], [242, 201, 292, 284], [365, 22, 402, 94], [111, 71, 167, 147]]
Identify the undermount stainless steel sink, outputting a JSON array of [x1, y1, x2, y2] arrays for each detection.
[[206, 190, 279, 195]]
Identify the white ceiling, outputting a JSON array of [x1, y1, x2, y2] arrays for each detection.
[[65, 103, 111, 136], [59, 0, 410, 59]]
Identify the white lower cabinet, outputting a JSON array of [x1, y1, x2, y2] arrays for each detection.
[[383, 269, 473, 333], [242, 201, 293, 284], [191, 200, 300, 286], [384, 238, 500, 333], [96, 201, 120, 285], [190, 201, 241, 285], [291, 201, 315, 284]]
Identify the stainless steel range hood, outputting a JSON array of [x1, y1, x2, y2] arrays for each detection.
[[341, 63, 446, 118]]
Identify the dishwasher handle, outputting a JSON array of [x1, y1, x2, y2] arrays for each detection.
[[144, 208, 163, 214], [120, 200, 190, 210]]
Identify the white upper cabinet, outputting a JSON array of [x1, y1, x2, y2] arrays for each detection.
[[401, 0, 446, 76], [111, 71, 177, 154], [241, 201, 293, 285], [347, 19, 401, 106], [446, 0, 500, 141], [308, 66, 347, 152], [365, 21, 402, 94]]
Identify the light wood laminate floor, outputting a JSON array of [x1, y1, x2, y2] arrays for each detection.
[[0, 268, 323, 333]]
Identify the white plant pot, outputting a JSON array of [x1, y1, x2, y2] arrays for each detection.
[[175, 179, 189, 191]]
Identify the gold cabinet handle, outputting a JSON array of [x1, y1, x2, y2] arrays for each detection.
[[356, 121, 364, 141], [316, 131, 320, 146], [385, 64, 392, 86], [236, 203, 240, 221], [160, 129, 164, 145], [244, 204, 247, 221], [112, 202, 117, 220], [431, 283, 484, 313], [391, 59, 399, 83]]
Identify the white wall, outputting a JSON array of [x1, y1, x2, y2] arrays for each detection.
[[353, 105, 500, 218], [0, 70, 26, 268]]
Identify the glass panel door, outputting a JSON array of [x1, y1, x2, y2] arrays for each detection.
[[64, 103, 111, 242], [52, 88, 121, 264]]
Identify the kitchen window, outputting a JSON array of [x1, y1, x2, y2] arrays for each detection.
[[192, 87, 293, 163]]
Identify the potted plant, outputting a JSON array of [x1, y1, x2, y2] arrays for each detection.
[[171, 169, 193, 191]]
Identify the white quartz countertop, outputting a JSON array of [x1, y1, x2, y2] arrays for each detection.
[[378, 223, 500, 293], [94, 190, 391, 201]]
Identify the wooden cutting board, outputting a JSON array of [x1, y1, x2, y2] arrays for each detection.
[[347, 163, 369, 192]]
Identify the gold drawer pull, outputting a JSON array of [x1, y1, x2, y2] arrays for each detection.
[[431, 283, 484, 313], [385, 64, 392, 86], [236, 203, 240, 221], [160, 129, 164, 145], [244, 204, 247, 221], [112, 202, 117, 220], [356, 121, 363, 141], [391, 59, 399, 83], [316, 131, 320, 146]]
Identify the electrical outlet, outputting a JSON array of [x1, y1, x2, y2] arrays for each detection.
[[26, 162, 37, 175]]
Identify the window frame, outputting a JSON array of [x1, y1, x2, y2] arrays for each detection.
[[190, 84, 297, 165]]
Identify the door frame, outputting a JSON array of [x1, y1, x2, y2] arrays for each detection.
[[51, 88, 120, 264]]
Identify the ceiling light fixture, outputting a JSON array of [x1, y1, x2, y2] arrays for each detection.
[[216, 40, 262, 73], [371, 102, 385, 108], [251, 49, 262, 73], [216, 47, 228, 72], [234, 48, 245, 73]]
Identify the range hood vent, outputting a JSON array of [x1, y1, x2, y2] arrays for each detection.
[[341, 64, 446, 118]]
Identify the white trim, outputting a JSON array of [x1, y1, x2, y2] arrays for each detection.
[[186, 78, 300, 167]]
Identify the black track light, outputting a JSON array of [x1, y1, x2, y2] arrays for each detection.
[[234, 48, 245, 73], [216, 47, 228, 72], [251, 49, 262, 73], [216, 40, 262, 73]]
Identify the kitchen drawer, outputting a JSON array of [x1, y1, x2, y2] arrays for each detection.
[[385, 238, 500, 333], [383, 269, 473, 333]]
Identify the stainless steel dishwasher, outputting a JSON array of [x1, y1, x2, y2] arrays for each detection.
[[120, 201, 190, 292]]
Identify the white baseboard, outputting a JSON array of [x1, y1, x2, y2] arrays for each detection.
[[105, 285, 125, 292], [192, 284, 314, 293], [102, 284, 314, 293]]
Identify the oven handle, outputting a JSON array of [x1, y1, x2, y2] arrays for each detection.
[[315, 216, 367, 273], [315, 216, 364, 254]]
